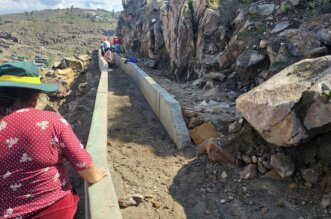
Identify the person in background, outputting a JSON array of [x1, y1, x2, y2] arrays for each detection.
[[101, 36, 111, 56], [113, 36, 122, 53], [0, 62, 107, 219]]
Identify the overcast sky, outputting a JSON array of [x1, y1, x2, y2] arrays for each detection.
[[0, 0, 123, 14]]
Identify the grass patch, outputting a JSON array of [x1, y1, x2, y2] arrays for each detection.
[[208, 0, 221, 11]]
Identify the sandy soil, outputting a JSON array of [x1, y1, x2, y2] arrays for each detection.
[[107, 67, 189, 219]]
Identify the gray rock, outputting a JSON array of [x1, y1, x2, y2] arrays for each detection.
[[240, 164, 257, 180], [236, 50, 266, 68], [144, 59, 157, 69], [257, 161, 267, 174], [321, 198, 330, 209], [232, 9, 247, 28], [78, 82, 90, 95], [192, 78, 205, 87], [249, 3, 275, 16], [202, 55, 218, 66], [242, 155, 252, 164], [270, 153, 295, 178], [259, 40, 268, 49], [301, 14, 331, 46], [279, 29, 320, 57], [226, 91, 238, 102], [271, 21, 290, 34], [304, 46, 328, 58], [204, 72, 226, 81], [276, 2, 293, 15], [289, 0, 300, 6], [300, 166, 320, 184], [228, 121, 242, 134]]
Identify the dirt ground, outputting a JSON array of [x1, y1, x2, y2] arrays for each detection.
[[106, 65, 330, 219]]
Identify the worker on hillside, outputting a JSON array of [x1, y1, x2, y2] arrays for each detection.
[[113, 36, 122, 53], [100, 36, 111, 56], [0, 62, 107, 218]]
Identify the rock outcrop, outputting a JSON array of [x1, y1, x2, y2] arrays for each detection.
[[117, 0, 229, 79], [236, 55, 331, 147]]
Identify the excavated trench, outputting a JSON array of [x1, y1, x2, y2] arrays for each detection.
[[49, 52, 331, 218], [105, 65, 329, 218]]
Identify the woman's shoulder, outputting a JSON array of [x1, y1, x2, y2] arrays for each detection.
[[20, 108, 64, 122]]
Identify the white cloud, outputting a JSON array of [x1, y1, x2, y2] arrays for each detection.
[[0, 0, 123, 14]]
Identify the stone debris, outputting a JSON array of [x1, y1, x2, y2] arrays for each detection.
[[78, 82, 90, 95], [197, 138, 236, 166], [62, 57, 84, 71], [190, 123, 220, 145], [118, 194, 145, 208], [321, 175, 331, 193], [237, 56, 331, 147], [321, 199, 330, 209], [270, 153, 295, 178], [239, 164, 257, 180], [300, 166, 320, 184], [55, 68, 75, 86], [144, 59, 158, 69], [261, 169, 282, 180], [236, 50, 266, 68], [204, 72, 226, 82], [221, 171, 228, 179], [271, 21, 290, 34], [288, 183, 298, 190], [249, 3, 275, 16], [152, 200, 161, 209]]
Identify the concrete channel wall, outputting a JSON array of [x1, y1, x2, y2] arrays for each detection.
[[114, 54, 191, 149], [84, 51, 122, 219]]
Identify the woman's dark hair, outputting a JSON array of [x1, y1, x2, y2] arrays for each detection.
[[0, 87, 40, 116]]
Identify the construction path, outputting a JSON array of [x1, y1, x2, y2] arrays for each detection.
[[106, 67, 188, 219], [105, 67, 321, 219]]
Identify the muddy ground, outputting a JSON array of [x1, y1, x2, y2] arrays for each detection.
[[106, 65, 330, 219]]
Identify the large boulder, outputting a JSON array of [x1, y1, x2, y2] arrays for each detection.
[[278, 29, 321, 57], [236, 56, 331, 147]]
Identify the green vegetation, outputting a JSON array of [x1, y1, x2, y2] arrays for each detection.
[[208, 0, 221, 11], [307, 0, 331, 13], [239, 24, 266, 37], [159, 44, 167, 54], [190, 48, 197, 59]]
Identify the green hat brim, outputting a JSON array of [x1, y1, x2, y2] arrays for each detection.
[[0, 81, 59, 92]]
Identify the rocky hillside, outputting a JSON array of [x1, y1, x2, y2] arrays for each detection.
[[117, 0, 331, 208], [0, 8, 117, 65], [117, 0, 331, 81]]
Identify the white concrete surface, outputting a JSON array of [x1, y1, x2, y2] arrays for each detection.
[[114, 54, 191, 149], [85, 51, 122, 219]]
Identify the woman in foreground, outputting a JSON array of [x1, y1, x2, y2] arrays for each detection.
[[0, 62, 107, 219]]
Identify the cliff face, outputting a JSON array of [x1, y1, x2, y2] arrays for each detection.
[[117, 1, 331, 84], [117, 0, 228, 80]]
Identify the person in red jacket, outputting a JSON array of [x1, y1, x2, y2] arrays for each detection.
[[113, 36, 122, 53], [113, 36, 121, 45], [0, 62, 107, 219]]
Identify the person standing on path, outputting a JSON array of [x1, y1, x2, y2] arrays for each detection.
[[0, 62, 107, 219]]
